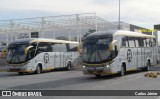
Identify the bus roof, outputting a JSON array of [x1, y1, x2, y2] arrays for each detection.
[[10, 38, 79, 45], [114, 30, 155, 38], [85, 30, 155, 39], [30, 38, 79, 44], [85, 30, 115, 39]]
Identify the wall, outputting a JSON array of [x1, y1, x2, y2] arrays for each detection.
[[0, 57, 6, 66]]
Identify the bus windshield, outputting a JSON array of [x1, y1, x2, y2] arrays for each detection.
[[7, 43, 29, 64], [82, 37, 112, 64]]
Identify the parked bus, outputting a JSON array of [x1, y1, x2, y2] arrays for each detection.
[[82, 30, 157, 77], [6, 38, 79, 75]]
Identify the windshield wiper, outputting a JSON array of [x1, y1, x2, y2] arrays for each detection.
[[88, 48, 94, 62], [15, 53, 20, 63], [10, 50, 16, 63], [9, 47, 21, 63], [97, 50, 103, 62]]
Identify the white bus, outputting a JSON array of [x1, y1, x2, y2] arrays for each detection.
[[82, 30, 157, 77], [6, 38, 79, 75]]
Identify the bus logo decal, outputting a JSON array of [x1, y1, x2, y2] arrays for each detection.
[[44, 53, 49, 63], [127, 49, 132, 63]]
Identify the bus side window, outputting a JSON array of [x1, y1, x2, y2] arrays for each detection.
[[145, 38, 148, 47], [69, 43, 78, 52], [146, 38, 150, 47], [46, 44, 53, 52], [128, 37, 135, 47], [37, 42, 52, 54], [135, 38, 139, 47], [149, 38, 152, 47], [126, 37, 129, 47], [121, 37, 126, 47], [37, 43, 44, 54], [142, 38, 146, 47], [151, 38, 156, 47], [138, 38, 143, 47], [52, 43, 67, 52]]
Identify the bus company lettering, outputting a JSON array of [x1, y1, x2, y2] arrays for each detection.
[[133, 52, 152, 56], [127, 49, 132, 62], [137, 29, 155, 33], [44, 53, 49, 63], [11, 91, 42, 96]]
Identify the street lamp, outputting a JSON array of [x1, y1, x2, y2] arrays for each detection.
[[118, 0, 121, 30]]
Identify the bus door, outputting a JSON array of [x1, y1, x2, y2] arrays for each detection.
[[147, 38, 156, 65], [152, 46, 157, 65], [59, 52, 63, 68], [137, 47, 142, 68], [127, 37, 137, 69], [141, 38, 147, 67], [152, 38, 157, 65], [52, 43, 68, 68], [141, 47, 146, 67]]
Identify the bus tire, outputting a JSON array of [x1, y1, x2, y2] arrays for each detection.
[[67, 62, 72, 70], [18, 72, 23, 75], [35, 65, 41, 74], [95, 74, 101, 78], [120, 66, 125, 76]]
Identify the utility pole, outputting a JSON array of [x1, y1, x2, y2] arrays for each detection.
[[118, 0, 121, 30]]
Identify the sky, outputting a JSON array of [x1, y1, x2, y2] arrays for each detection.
[[0, 0, 160, 29]]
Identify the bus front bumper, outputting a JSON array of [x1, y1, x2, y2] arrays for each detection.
[[82, 65, 114, 75], [6, 65, 32, 73]]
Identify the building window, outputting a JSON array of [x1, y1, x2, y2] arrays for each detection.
[[31, 32, 39, 38]]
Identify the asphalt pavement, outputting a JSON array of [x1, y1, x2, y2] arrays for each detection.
[[0, 64, 160, 99]]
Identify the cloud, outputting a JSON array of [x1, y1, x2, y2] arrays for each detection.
[[119, 0, 160, 28], [0, 0, 160, 28]]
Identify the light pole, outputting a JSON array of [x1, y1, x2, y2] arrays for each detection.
[[118, 0, 121, 30]]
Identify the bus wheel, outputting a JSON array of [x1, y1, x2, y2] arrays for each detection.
[[95, 74, 101, 78], [35, 66, 41, 74], [120, 66, 125, 76], [18, 72, 23, 75], [67, 62, 72, 70]]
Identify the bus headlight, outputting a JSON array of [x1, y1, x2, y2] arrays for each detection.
[[106, 65, 110, 68], [20, 64, 27, 70]]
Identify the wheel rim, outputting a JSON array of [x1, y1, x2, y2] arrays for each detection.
[[37, 66, 41, 74], [147, 63, 150, 71], [121, 66, 124, 76], [67, 63, 71, 70]]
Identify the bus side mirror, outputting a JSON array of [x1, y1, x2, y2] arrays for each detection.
[[114, 45, 118, 56], [25, 46, 33, 56], [1, 48, 6, 57], [109, 40, 117, 51], [109, 43, 113, 51]]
